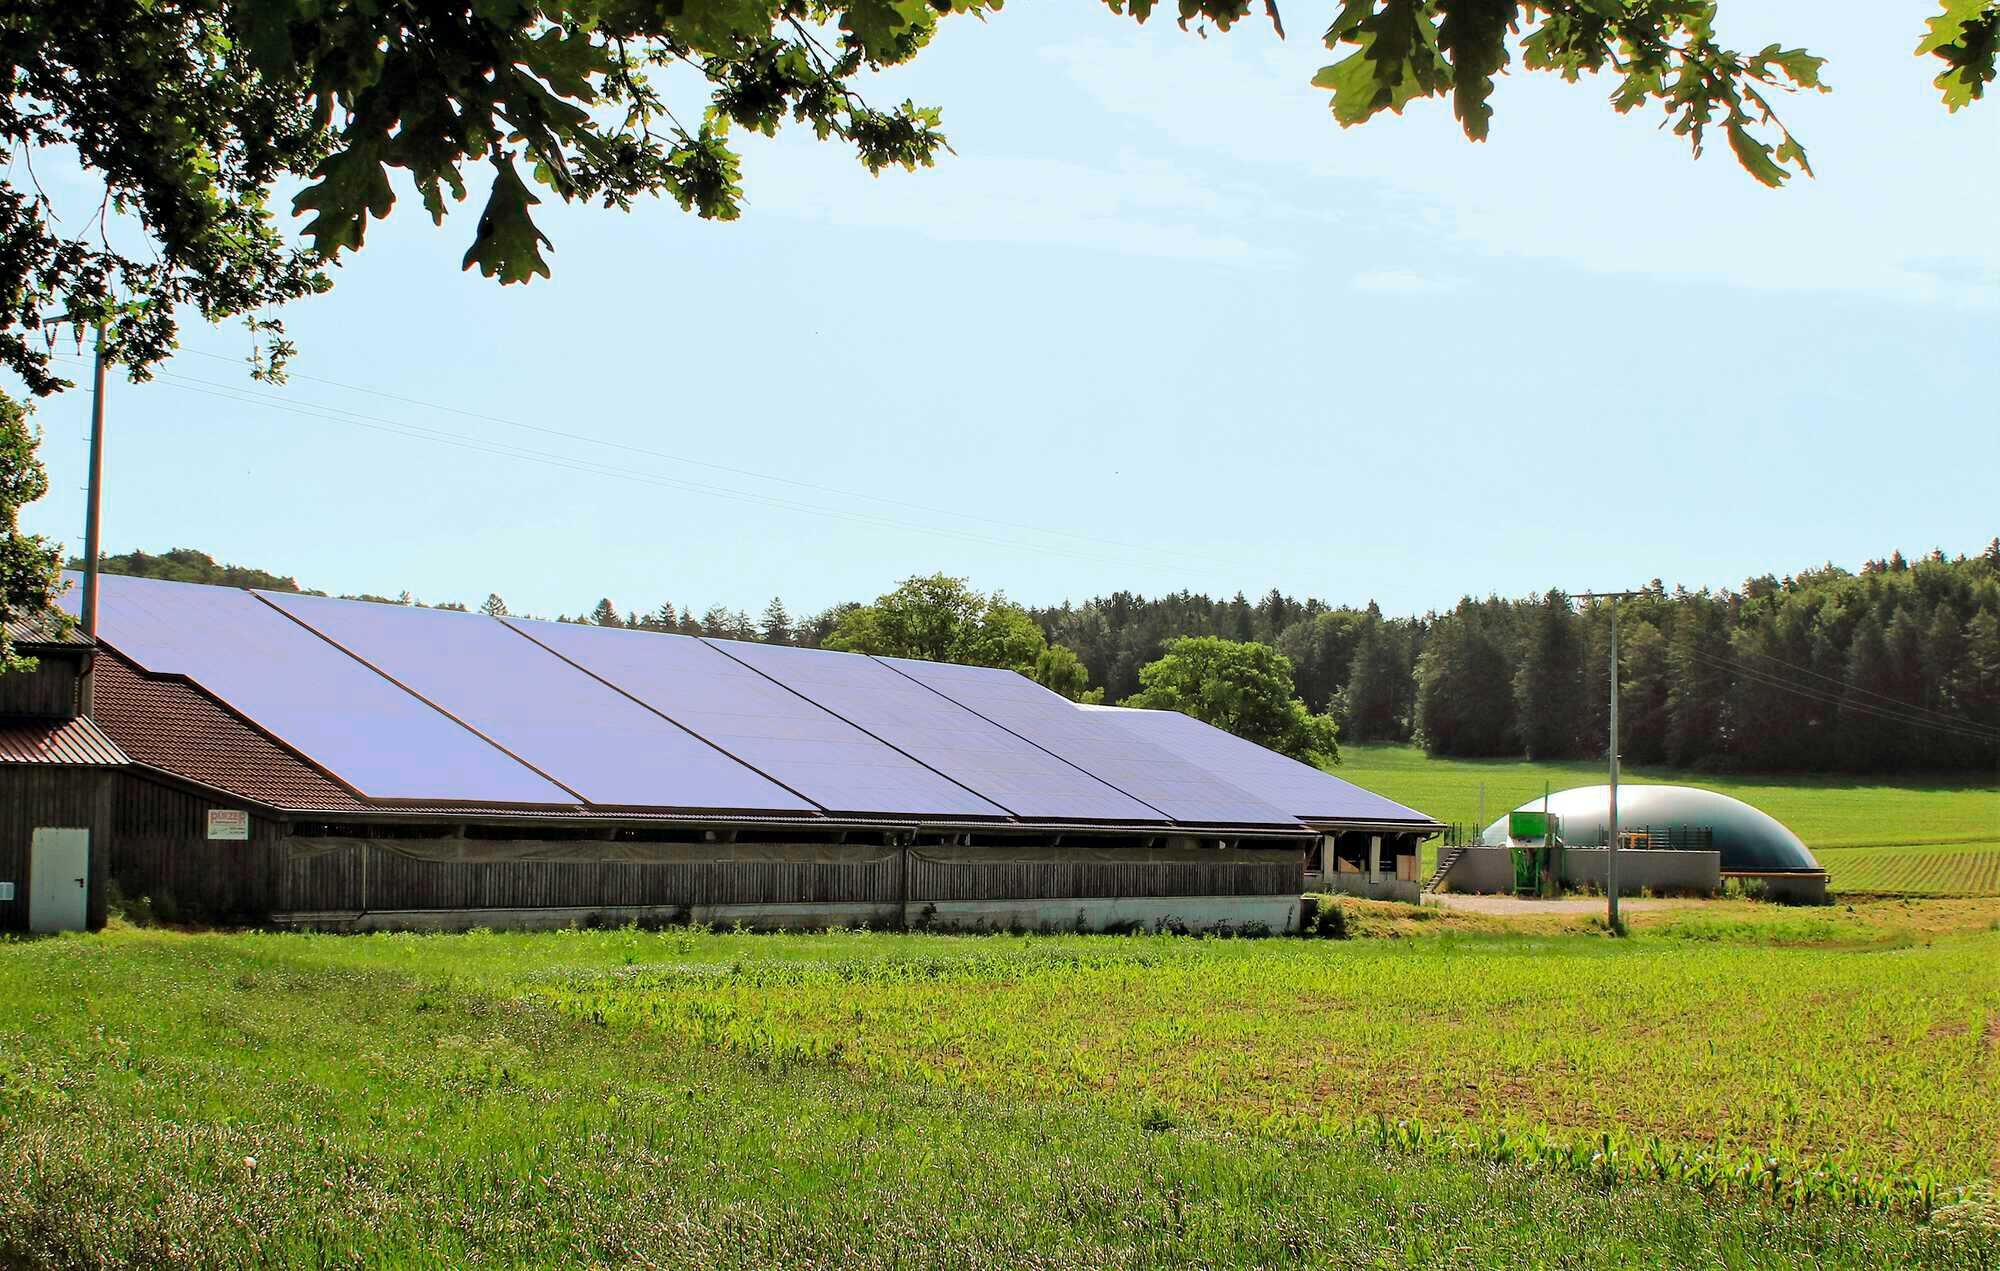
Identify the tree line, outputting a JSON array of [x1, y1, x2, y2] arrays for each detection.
[[1038, 543, 2000, 773], [82, 540, 2000, 774]]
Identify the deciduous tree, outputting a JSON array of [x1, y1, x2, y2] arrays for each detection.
[[825, 574, 1044, 671], [1124, 636, 1339, 766], [0, 396, 62, 670]]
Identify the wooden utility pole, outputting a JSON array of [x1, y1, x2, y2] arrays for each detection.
[[1577, 590, 1642, 932]]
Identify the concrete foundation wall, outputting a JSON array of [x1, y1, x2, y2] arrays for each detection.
[[1730, 872, 1830, 905], [916, 894, 1298, 934], [1437, 848, 1518, 894], [1562, 848, 1720, 895], [276, 894, 1302, 935], [1436, 847, 1720, 897], [1316, 874, 1422, 904]]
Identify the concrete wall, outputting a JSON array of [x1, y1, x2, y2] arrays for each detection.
[[914, 894, 1298, 934], [1563, 848, 1719, 895], [1731, 873, 1830, 905], [1435, 847, 1518, 894], [276, 895, 1301, 935], [1316, 874, 1422, 904], [1436, 847, 1720, 897]]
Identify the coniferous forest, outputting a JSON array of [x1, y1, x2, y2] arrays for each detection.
[[84, 541, 2000, 775]]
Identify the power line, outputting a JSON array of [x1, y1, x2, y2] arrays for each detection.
[[1726, 640, 1983, 729], [49, 354, 1225, 577], [1679, 646, 2000, 744], [174, 345, 1242, 572]]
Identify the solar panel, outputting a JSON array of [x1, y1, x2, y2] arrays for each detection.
[[1081, 704, 1437, 825], [508, 619, 1008, 819], [68, 573, 573, 804], [708, 641, 1166, 824], [882, 659, 1301, 828], [258, 592, 815, 813]]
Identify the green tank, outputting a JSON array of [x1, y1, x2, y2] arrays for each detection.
[[1481, 784, 1821, 873]]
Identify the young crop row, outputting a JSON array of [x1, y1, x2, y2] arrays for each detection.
[[1823, 843, 2000, 896], [538, 928, 2000, 1199]]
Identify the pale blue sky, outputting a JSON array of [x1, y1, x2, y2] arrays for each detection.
[[17, 1, 1998, 620]]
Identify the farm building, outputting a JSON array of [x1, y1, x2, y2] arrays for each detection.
[[1429, 784, 1829, 903], [1082, 704, 1440, 902], [2, 573, 1439, 934]]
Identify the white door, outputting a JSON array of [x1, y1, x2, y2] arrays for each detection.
[[30, 828, 89, 933]]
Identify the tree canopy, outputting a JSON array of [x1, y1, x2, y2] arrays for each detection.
[[824, 573, 1097, 698], [1124, 635, 1341, 767], [0, 395, 61, 670], [2, 1, 1993, 399]]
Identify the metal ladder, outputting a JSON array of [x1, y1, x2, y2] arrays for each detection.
[[1424, 846, 1464, 893]]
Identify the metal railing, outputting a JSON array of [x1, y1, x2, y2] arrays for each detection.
[[1438, 822, 1715, 852]]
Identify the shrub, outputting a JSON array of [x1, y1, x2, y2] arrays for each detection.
[[1302, 898, 1350, 940]]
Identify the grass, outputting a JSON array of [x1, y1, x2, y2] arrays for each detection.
[[1817, 841, 2000, 897], [1331, 743, 2000, 885], [3, 909, 1997, 1266]]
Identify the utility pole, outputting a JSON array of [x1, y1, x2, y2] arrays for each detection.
[[81, 320, 108, 643], [1577, 589, 1641, 932], [43, 316, 110, 713]]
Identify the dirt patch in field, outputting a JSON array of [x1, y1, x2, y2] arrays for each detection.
[[1985, 1014, 1999, 1055]]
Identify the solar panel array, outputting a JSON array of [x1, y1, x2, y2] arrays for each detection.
[[508, 620, 1004, 819], [69, 573, 572, 804], [881, 658, 1298, 826], [1080, 704, 1437, 826], [77, 573, 1433, 831]]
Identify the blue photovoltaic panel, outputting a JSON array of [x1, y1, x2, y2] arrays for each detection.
[[67, 573, 572, 804], [709, 641, 1166, 824], [508, 619, 1007, 819], [883, 659, 1302, 828], [1082, 704, 1438, 825], [260, 592, 814, 813]]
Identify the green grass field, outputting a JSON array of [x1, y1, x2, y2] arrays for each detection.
[[1817, 842, 2000, 897], [1332, 744, 2000, 891], [3, 909, 1997, 1266]]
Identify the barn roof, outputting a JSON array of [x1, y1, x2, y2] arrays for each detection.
[[89, 653, 366, 812], [0, 714, 127, 767], [3, 609, 88, 650], [1079, 704, 1440, 831], [67, 572, 1438, 836]]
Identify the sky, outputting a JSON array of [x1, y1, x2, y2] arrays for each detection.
[[15, 1, 1999, 621]]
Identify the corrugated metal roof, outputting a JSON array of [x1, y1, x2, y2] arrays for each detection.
[[0, 714, 127, 766], [3, 609, 89, 649], [90, 654, 368, 812]]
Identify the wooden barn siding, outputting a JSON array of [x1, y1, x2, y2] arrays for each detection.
[[288, 850, 902, 912], [0, 766, 111, 931], [107, 774, 281, 921], [279, 845, 901, 913], [277, 842, 1302, 914], [910, 857, 1303, 902], [0, 657, 80, 717]]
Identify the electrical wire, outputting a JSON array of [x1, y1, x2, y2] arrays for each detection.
[[1726, 640, 1986, 729], [1678, 646, 2000, 744], [47, 353, 1226, 578], [173, 345, 1243, 571]]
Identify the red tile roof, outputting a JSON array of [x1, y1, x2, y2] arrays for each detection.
[[0, 714, 128, 766], [89, 654, 367, 811]]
